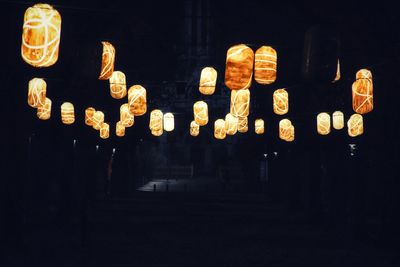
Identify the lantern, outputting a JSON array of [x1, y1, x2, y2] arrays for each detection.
[[163, 112, 174, 132], [273, 88, 289, 115], [199, 67, 217, 95], [85, 107, 95, 126], [347, 114, 363, 137], [128, 85, 147, 116], [237, 116, 248, 133], [99, 41, 115, 80], [225, 113, 238, 135], [92, 111, 104, 130], [190, 120, 199, 137], [230, 89, 250, 118], [193, 101, 208, 126], [61, 102, 74, 125], [116, 121, 125, 137], [21, 4, 61, 67], [109, 71, 127, 99], [28, 78, 46, 108], [352, 69, 373, 114], [254, 46, 277, 84], [37, 97, 51, 120], [279, 119, 294, 142], [120, 103, 134, 127], [214, 119, 226, 139], [100, 122, 109, 139], [255, 119, 264, 134], [224, 44, 254, 90], [150, 109, 163, 136], [317, 112, 331, 135], [333, 59, 340, 82], [332, 111, 344, 130]]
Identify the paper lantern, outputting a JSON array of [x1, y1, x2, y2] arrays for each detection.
[[163, 112, 174, 132], [99, 41, 115, 80], [225, 44, 254, 90], [333, 59, 340, 82], [254, 46, 277, 84], [150, 109, 163, 136], [225, 113, 238, 135], [193, 101, 208, 126], [352, 69, 373, 114], [28, 78, 46, 108], [317, 112, 331, 135], [237, 116, 248, 133], [120, 103, 134, 127], [230, 89, 250, 118], [190, 120, 199, 137], [85, 107, 95, 126], [279, 119, 294, 142], [255, 119, 264, 134], [37, 97, 51, 120], [332, 111, 344, 130], [273, 89, 289, 115], [61, 102, 74, 125], [100, 122, 110, 139], [21, 4, 61, 67], [199, 67, 217, 95], [92, 111, 104, 130], [214, 119, 226, 139], [128, 85, 147, 116], [109, 71, 127, 99], [116, 121, 125, 137], [347, 114, 364, 137]]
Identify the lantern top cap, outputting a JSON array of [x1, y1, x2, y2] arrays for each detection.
[[256, 46, 277, 54], [274, 88, 287, 93], [356, 69, 372, 79]]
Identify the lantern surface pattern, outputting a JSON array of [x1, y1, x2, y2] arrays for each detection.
[[120, 103, 134, 127], [37, 97, 51, 120], [347, 114, 364, 137], [193, 101, 208, 126], [254, 46, 277, 84], [100, 122, 109, 139], [150, 109, 163, 136], [255, 119, 264, 134], [230, 89, 250, 118], [128, 85, 147, 116], [273, 89, 288, 115], [352, 69, 373, 114], [61, 102, 74, 125], [279, 119, 294, 142], [199, 67, 217, 95], [317, 112, 331, 135], [225, 113, 238, 135], [214, 119, 226, 139], [225, 44, 254, 90], [190, 121, 199, 136], [164, 113, 174, 132], [116, 121, 125, 137], [237, 116, 248, 133], [92, 111, 104, 130], [28, 78, 46, 108], [85, 107, 95, 126], [99, 41, 115, 80], [332, 111, 344, 130], [109, 71, 127, 99]]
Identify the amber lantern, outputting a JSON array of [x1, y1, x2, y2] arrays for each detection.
[[279, 119, 294, 142], [61, 102, 74, 125], [347, 114, 364, 137], [190, 121, 199, 137], [225, 113, 238, 135], [230, 89, 250, 118], [99, 41, 115, 80], [150, 109, 163, 136], [100, 122, 110, 139], [273, 89, 289, 115], [92, 111, 104, 130], [193, 101, 208, 126], [237, 116, 248, 133], [163, 112, 174, 132], [332, 111, 344, 130], [214, 119, 226, 139], [28, 78, 46, 108], [225, 44, 254, 90], [333, 59, 341, 82], [120, 103, 134, 127], [199, 67, 217, 95], [317, 112, 331, 135], [37, 97, 51, 120], [109, 71, 127, 99], [254, 46, 277, 84], [128, 85, 147, 116], [116, 121, 125, 137], [85, 107, 95, 126], [352, 69, 373, 114], [21, 4, 61, 67], [255, 119, 264, 134]]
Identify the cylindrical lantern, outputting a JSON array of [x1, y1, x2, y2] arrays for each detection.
[[193, 101, 208, 126], [230, 89, 250, 118], [100, 122, 110, 139], [347, 114, 364, 137], [225, 113, 238, 135], [279, 119, 294, 142], [28, 78, 46, 108], [255, 119, 264, 134], [332, 111, 344, 130], [150, 109, 163, 136], [61, 102, 74, 125], [99, 41, 115, 80], [92, 111, 104, 130], [273, 88, 289, 115], [85, 107, 95, 126], [225, 44, 254, 90], [254, 46, 277, 84], [163, 112, 174, 132], [116, 121, 125, 137], [214, 119, 226, 140], [317, 112, 331, 135], [37, 97, 51, 120], [128, 85, 147, 116], [120, 103, 134, 127], [21, 4, 61, 67], [237, 116, 248, 133], [352, 69, 373, 114], [190, 120, 199, 137], [109, 71, 127, 99], [199, 67, 217, 95]]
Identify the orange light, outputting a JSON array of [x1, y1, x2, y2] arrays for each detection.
[[199, 67, 217, 95], [99, 41, 115, 80], [92, 111, 104, 130], [352, 69, 373, 114], [116, 121, 125, 137], [214, 119, 226, 139], [279, 119, 294, 142], [347, 114, 364, 137], [193, 101, 208, 126], [255, 119, 264, 134], [37, 97, 51, 120], [120, 103, 134, 127], [225, 44, 254, 90], [317, 112, 331, 135], [100, 122, 110, 139], [128, 85, 147, 116], [254, 46, 277, 84], [61, 102, 74, 125], [190, 120, 199, 137], [109, 71, 127, 99], [225, 113, 238, 135], [230, 89, 250, 118], [150, 109, 163, 136], [85, 107, 95, 126], [273, 89, 289, 115], [28, 78, 46, 108]]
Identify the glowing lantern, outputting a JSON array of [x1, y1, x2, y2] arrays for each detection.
[[61, 102, 74, 125], [273, 89, 289, 115], [255, 119, 264, 134], [120, 104, 134, 127], [237, 116, 248, 133], [333, 59, 340, 82], [28, 78, 46, 108], [100, 122, 109, 139], [332, 111, 344, 130], [279, 119, 294, 142], [150, 109, 163, 136], [128, 85, 147, 116], [352, 69, 373, 114], [37, 97, 51, 120], [109, 71, 127, 99], [85, 107, 95, 126], [347, 114, 364, 137], [254, 46, 277, 84], [92, 111, 104, 130], [225, 113, 238, 135], [193, 101, 208, 126], [317, 112, 331, 135], [225, 44, 254, 90], [199, 67, 217, 95], [116, 121, 125, 137], [230, 89, 250, 118], [99, 41, 115, 80], [21, 4, 61, 67], [163, 113, 174, 132], [190, 121, 199, 137], [214, 119, 226, 139]]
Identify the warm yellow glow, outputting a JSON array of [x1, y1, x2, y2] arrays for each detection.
[[92, 111, 104, 130], [347, 114, 364, 137], [128, 85, 147, 116], [100, 122, 109, 139], [333, 59, 340, 82], [237, 116, 248, 133], [164, 112, 174, 132], [225, 113, 238, 135], [37, 97, 51, 120], [120, 103, 134, 127], [317, 112, 331, 135], [99, 41, 115, 80], [230, 89, 250, 118], [190, 120, 199, 136], [273, 88, 288, 115], [279, 119, 294, 142], [199, 67, 217, 95], [332, 111, 344, 130], [109, 71, 127, 99], [255, 119, 264, 134], [85, 107, 95, 126], [21, 4, 61, 67], [254, 46, 277, 84], [61, 102, 74, 125], [352, 69, 373, 114], [28, 78, 46, 108], [150, 109, 163, 136], [193, 101, 208, 126], [225, 44, 254, 90], [214, 119, 226, 139], [116, 121, 125, 137], [356, 69, 372, 79]]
